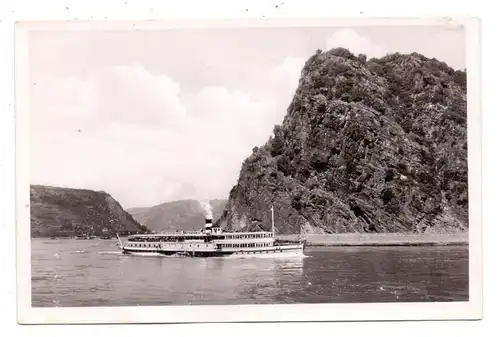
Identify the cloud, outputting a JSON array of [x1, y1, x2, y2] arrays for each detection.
[[269, 56, 305, 116], [31, 61, 301, 207], [326, 29, 387, 58], [270, 57, 304, 92], [31, 32, 388, 208], [94, 65, 187, 127]]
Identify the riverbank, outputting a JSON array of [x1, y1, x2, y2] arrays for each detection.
[[277, 233, 468, 247]]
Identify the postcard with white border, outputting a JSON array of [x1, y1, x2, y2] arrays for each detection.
[[15, 17, 482, 324]]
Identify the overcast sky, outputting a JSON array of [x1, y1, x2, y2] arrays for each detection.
[[29, 25, 465, 208]]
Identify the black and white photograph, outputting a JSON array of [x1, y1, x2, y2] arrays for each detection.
[[14, 18, 482, 323]]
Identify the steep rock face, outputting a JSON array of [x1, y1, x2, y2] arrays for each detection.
[[128, 199, 227, 232], [217, 48, 468, 234], [30, 185, 148, 237]]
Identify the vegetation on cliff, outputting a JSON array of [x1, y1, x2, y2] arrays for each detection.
[[128, 199, 227, 232], [217, 48, 468, 234], [30, 185, 148, 237]]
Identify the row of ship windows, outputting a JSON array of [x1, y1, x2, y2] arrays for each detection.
[[130, 243, 208, 248], [235, 250, 281, 255], [130, 243, 161, 248], [224, 234, 272, 239], [128, 233, 273, 242], [129, 243, 272, 249], [221, 243, 271, 248], [128, 237, 199, 242]]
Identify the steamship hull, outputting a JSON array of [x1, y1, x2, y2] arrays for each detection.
[[120, 242, 305, 258], [116, 205, 305, 258]]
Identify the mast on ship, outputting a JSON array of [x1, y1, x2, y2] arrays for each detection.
[[271, 205, 275, 238]]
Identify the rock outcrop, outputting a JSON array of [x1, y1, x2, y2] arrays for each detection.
[[30, 185, 148, 237], [216, 48, 468, 234]]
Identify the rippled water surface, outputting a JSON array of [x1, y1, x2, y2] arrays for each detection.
[[31, 238, 468, 307]]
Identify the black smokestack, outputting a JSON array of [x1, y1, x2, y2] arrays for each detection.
[[204, 217, 212, 234], [200, 200, 213, 234]]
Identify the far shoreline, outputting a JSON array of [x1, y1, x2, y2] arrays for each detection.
[[31, 232, 469, 247], [277, 233, 469, 247]]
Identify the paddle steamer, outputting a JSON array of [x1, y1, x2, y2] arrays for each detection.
[[116, 206, 305, 257]]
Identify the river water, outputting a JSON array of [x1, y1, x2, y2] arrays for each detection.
[[31, 238, 468, 307]]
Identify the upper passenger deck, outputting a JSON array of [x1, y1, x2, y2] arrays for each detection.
[[127, 230, 275, 242], [221, 232, 274, 239]]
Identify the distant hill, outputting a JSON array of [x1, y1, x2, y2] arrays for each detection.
[[30, 185, 148, 237], [127, 199, 228, 233], [126, 207, 151, 225]]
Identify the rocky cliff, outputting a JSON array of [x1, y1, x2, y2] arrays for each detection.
[[128, 199, 227, 233], [217, 48, 468, 235], [30, 185, 148, 237]]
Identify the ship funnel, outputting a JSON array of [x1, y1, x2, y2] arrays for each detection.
[[200, 200, 214, 235], [204, 216, 213, 235]]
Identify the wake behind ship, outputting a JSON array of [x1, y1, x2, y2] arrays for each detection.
[[116, 206, 305, 257]]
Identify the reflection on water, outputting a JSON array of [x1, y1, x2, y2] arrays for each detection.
[[31, 239, 468, 307]]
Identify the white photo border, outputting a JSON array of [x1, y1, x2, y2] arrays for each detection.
[[15, 17, 482, 324]]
